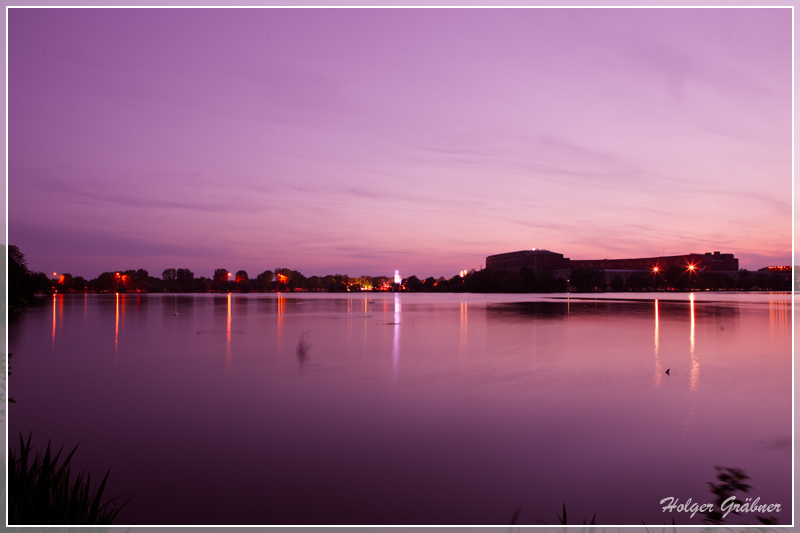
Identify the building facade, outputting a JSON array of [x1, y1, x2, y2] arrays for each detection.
[[485, 249, 572, 273], [486, 250, 739, 274], [570, 251, 738, 273]]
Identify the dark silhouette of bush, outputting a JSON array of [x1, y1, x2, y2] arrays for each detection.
[[569, 267, 606, 292], [8, 245, 51, 315], [9, 433, 131, 525]]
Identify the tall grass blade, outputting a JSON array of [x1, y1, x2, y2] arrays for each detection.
[[9, 433, 131, 525], [557, 502, 568, 525]]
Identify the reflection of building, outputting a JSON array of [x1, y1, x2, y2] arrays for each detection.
[[486, 249, 739, 275], [485, 249, 571, 273]]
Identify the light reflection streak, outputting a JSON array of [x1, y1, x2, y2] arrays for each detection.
[[680, 294, 700, 434], [689, 293, 699, 392], [346, 298, 353, 348], [653, 299, 662, 387], [51, 293, 57, 350], [459, 300, 468, 369], [363, 298, 369, 343], [115, 292, 120, 358], [460, 300, 468, 346], [769, 297, 789, 337], [226, 293, 232, 368], [392, 294, 401, 383], [277, 294, 285, 355]]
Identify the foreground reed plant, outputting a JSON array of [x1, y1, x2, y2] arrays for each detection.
[[9, 433, 130, 525]]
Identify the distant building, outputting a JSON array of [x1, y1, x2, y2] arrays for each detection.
[[755, 265, 793, 288], [572, 251, 738, 273], [758, 266, 792, 272], [486, 249, 739, 276], [485, 249, 571, 273]]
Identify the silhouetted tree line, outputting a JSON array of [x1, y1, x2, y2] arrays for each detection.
[[7, 245, 52, 315], [436, 267, 569, 293], [6, 245, 791, 305]]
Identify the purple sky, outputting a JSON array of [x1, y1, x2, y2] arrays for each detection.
[[8, 7, 792, 279]]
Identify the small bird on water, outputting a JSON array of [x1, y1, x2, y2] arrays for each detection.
[[665, 368, 670, 375]]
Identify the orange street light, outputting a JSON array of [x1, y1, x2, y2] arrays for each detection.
[[687, 264, 696, 272], [652, 266, 660, 273]]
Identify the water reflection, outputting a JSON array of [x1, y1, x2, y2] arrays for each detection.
[[653, 299, 662, 387], [689, 293, 699, 392], [226, 293, 232, 368], [235, 294, 249, 318], [115, 292, 120, 358], [363, 298, 369, 344], [296, 331, 310, 371], [682, 406, 697, 436], [8, 293, 791, 525], [769, 297, 789, 336], [488, 301, 571, 319], [682, 294, 700, 435], [460, 300, 468, 361], [277, 293, 286, 354], [393, 293, 401, 383], [164, 295, 175, 318], [51, 293, 57, 350]]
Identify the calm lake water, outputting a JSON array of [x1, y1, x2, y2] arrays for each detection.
[[8, 292, 792, 525]]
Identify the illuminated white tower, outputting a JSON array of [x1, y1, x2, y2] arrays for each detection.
[[394, 270, 402, 284]]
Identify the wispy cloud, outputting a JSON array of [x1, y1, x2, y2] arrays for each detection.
[[7, 8, 791, 275], [11, 165, 270, 214]]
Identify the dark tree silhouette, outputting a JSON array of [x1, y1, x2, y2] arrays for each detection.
[[254, 270, 274, 291], [57, 273, 74, 291], [212, 268, 230, 291], [176, 268, 194, 292], [8, 245, 47, 314], [405, 275, 423, 291], [569, 267, 606, 292]]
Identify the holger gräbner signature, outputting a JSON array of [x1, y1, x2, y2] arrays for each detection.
[[660, 496, 781, 519]]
